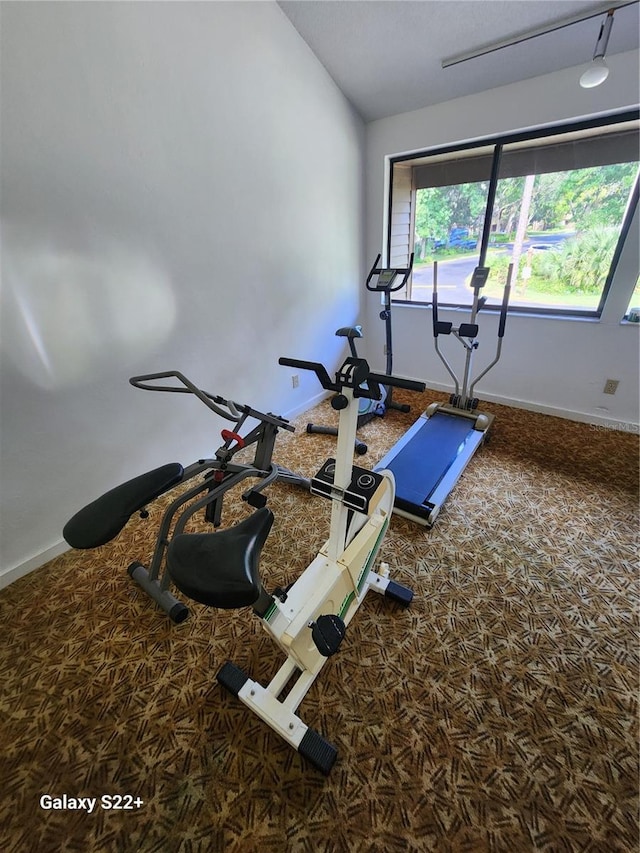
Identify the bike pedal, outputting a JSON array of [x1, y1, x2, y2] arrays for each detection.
[[310, 614, 346, 657]]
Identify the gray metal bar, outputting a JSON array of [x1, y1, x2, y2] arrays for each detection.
[[469, 265, 514, 399], [441, 1, 636, 68], [432, 262, 460, 396]]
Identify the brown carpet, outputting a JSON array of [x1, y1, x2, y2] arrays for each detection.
[[1, 389, 638, 853]]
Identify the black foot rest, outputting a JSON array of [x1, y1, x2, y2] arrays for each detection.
[[63, 463, 184, 549], [385, 580, 413, 607], [167, 507, 274, 609], [299, 728, 338, 775], [217, 661, 249, 696]]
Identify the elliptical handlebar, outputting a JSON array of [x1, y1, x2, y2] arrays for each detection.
[[497, 273, 511, 338], [365, 252, 415, 293], [432, 262, 511, 334], [468, 263, 513, 399], [130, 370, 295, 432]]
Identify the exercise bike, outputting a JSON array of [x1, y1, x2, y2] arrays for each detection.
[[306, 253, 414, 455], [63, 370, 309, 623], [165, 355, 425, 774]]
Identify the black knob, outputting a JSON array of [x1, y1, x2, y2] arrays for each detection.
[[331, 394, 349, 411]]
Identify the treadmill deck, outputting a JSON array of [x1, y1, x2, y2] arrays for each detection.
[[376, 408, 492, 526]]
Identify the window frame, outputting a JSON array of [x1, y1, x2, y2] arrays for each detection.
[[387, 109, 640, 319]]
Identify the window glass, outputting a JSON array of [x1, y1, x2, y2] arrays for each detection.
[[388, 117, 640, 317], [488, 129, 638, 312], [411, 182, 486, 304]]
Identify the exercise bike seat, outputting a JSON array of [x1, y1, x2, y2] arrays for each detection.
[[167, 507, 274, 609], [63, 462, 184, 549], [335, 325, 363, 339]]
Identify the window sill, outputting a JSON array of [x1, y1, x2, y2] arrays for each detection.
[[395, 300, 604, 323]]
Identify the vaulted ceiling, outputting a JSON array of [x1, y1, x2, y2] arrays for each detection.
[[278, 1, 640, 122]]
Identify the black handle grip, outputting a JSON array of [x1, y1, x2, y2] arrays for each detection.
[[369, 372, 425, 393], [278, 357, 336, 391], [498, 284, 511, 338], [497, 263, 513, 339], [432, 287, 439, 337]]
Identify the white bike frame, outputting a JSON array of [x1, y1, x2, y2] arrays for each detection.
[[234, 370, 397, 762]]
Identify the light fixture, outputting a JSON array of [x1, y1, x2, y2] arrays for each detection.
[[441, 1, 637, 89], [580, 10, 615, 88]]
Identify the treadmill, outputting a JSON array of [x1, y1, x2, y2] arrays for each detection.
[[376, 261, 512, 527]]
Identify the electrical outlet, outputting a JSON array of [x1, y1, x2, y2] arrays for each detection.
[[603, 378, 619, 395], [291, 374, 299, 389]]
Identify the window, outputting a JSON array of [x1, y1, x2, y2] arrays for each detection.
[[389, 113, 640, 317], [625, 275, 640, 322]]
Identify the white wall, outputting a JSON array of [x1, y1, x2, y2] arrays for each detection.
[[0, 1, 364, 583], [364, 51, 640, 427]]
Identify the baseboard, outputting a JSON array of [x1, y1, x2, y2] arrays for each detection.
[[293, 378, 638, 432], [408, 379, 640, 433], [489, 395, 639, 432], [283, 389, 331, 422], [473, 390, 638, 432], [0, 540, 69, 591]]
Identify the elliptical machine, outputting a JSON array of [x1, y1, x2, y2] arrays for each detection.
[[306, 253, 414, 455], [376, 262, 513, 527]]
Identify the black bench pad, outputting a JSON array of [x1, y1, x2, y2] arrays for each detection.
[[63, 462, 184, 549], [167, 507, 274, 609]]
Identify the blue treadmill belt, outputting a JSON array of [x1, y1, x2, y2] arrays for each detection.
[[386, 411, 476, 507]]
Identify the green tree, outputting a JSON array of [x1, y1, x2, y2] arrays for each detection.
[[415, 182, 487, 246], [493, 177, 524, 233], [537, 228, 619, 294], [550, 163, 636, 229], [415, 187, 449, 243]]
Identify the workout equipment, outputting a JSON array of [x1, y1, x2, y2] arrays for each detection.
[[375, 262, 512, 527], [63, 370, 309, 623], [306, 254, 414, 455], [166, 355, 425, 774]]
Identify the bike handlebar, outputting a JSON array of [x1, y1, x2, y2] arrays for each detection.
[[365, 252, 414, 293], [368, 372, 425, 393], [130, 371, 243, 420], [279, 357, 425, 397], [130, 370, 295, 431], [278, 358, 335, 391]]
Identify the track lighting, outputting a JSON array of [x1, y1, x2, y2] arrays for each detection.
[[442, 2, 635, 89], [580, 9, 615, 88]]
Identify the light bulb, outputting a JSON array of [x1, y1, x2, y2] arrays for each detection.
[[580, 56, 609, 88]]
